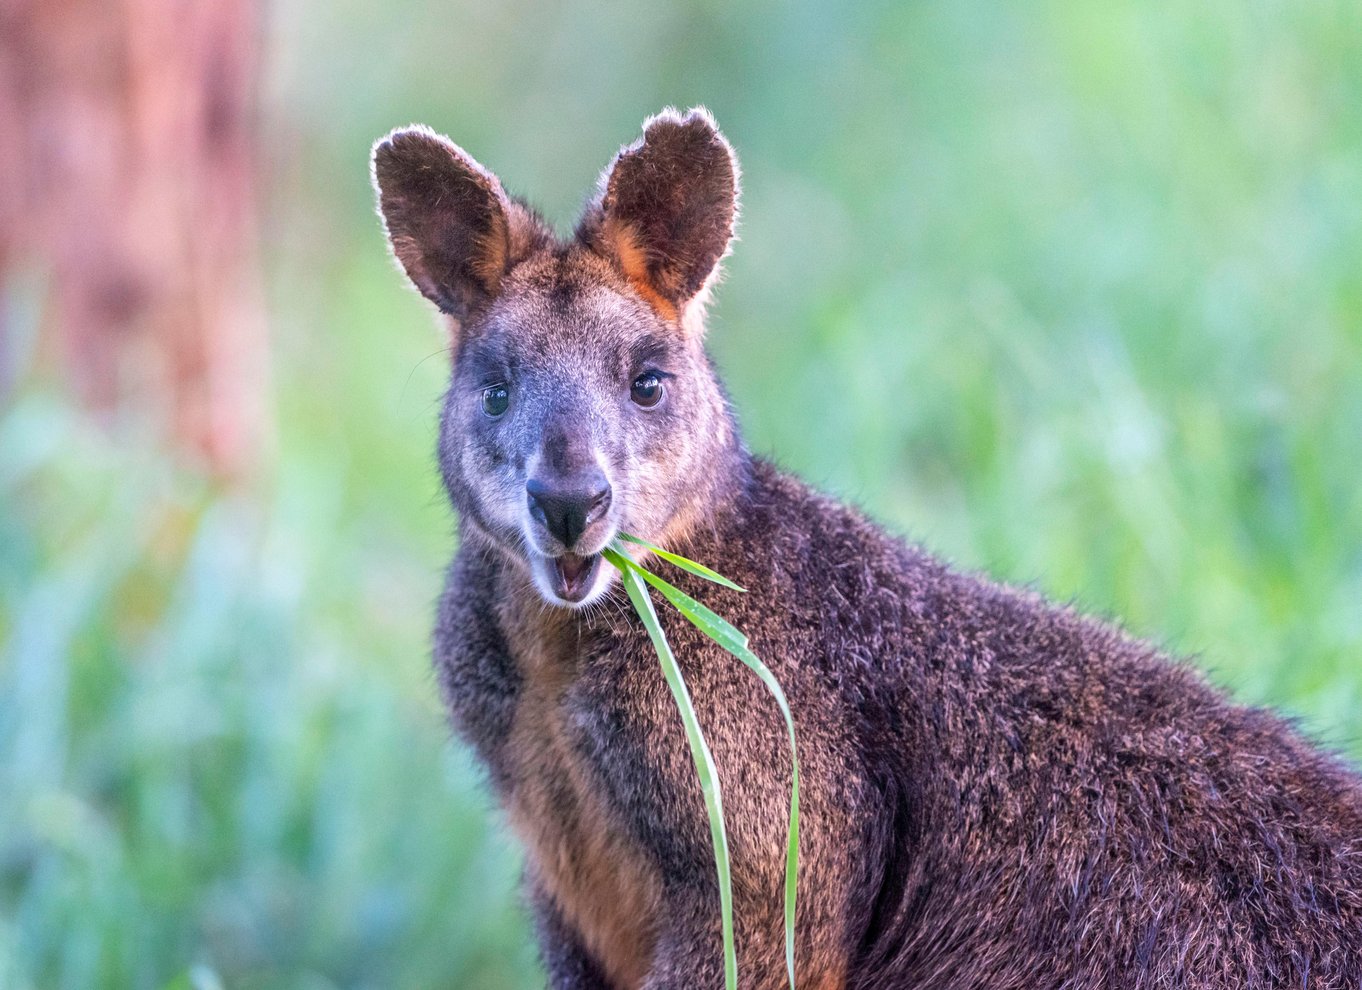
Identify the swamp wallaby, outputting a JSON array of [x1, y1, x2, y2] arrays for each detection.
[[371, 108, 1362, 988]]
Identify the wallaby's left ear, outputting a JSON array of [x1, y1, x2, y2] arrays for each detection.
[[579, 107, 739, 327]]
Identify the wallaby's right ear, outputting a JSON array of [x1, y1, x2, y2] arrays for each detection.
[[372, 126, 529, 320]]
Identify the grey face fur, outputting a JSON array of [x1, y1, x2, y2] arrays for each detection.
[[373, 109, 743, 608]]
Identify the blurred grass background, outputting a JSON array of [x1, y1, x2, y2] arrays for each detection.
[[3, 0, 1361, 986]]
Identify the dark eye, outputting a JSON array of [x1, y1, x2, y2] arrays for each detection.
[[482, 384, 509, 418], [631, 373, 664, 408]]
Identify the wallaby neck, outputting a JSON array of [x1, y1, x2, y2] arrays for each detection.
[[655, 431, 752, 554]]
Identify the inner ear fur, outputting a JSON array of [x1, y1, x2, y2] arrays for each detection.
[[579, 107, 740, 325], [371, 125, 545, 321]]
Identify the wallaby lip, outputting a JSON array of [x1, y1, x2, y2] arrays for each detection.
[[549, 552, 602, 603]]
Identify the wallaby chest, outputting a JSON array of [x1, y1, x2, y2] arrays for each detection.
[[496, 593, 662, 989]]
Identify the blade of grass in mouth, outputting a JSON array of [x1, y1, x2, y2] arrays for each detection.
[[604, 539, 800, 989], [603, 546, 739, 990], [614, 532, 746, 591]]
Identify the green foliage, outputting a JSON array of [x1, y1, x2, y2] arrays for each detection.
[[4, 0, 1361, 986]]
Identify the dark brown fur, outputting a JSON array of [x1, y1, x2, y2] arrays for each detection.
[[373, 109, 1362, 988]]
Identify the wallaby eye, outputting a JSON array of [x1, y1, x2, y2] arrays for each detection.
[[482, 384, 510, 418], [631, 373, 664, 408]]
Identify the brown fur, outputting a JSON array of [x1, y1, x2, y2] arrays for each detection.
[[497, 575, 664, 988], [373, 109, 1362, 989]]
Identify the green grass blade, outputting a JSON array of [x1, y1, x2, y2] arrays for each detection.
[[615, 532, 746, 591], [611, 547, 801, 989], [602, 546, 739, 990], [629, 567, 750, 651]]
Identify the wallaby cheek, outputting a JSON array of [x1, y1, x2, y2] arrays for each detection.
[[457, 437, 526, 533], [612, 424, 694, 539]]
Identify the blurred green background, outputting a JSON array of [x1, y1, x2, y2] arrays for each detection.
[[3, 0, 1361, 986]]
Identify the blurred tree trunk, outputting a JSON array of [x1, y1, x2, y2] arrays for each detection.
[[0, 0, 269, 475]]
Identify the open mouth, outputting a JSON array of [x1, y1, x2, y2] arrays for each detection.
[[545, 552, 603, 604]]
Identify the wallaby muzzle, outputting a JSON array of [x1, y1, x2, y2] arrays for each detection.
[[526, 472, 612, 550]]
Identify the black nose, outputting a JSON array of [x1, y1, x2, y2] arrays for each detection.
[[526, 470, 612, 548]]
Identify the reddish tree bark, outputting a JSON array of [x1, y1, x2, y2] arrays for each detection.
[[0, 0, 269, 475]]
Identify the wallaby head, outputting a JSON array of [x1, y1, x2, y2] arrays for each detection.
[[373, 108, 744, 608]]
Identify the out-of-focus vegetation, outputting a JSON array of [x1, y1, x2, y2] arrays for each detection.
[[3, 0, 1361, 986]]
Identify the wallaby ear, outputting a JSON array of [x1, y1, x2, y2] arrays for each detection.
[[580, 107, 739, 326], [372, 126, 529, 321]]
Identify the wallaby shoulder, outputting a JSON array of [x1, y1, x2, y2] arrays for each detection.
[[721, 465, 1362, 985]]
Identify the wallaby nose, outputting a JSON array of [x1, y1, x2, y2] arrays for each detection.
[[526, 470, 612, 549]]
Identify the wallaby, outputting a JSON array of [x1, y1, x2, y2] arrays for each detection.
[[371, 108, 1362, 989]]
